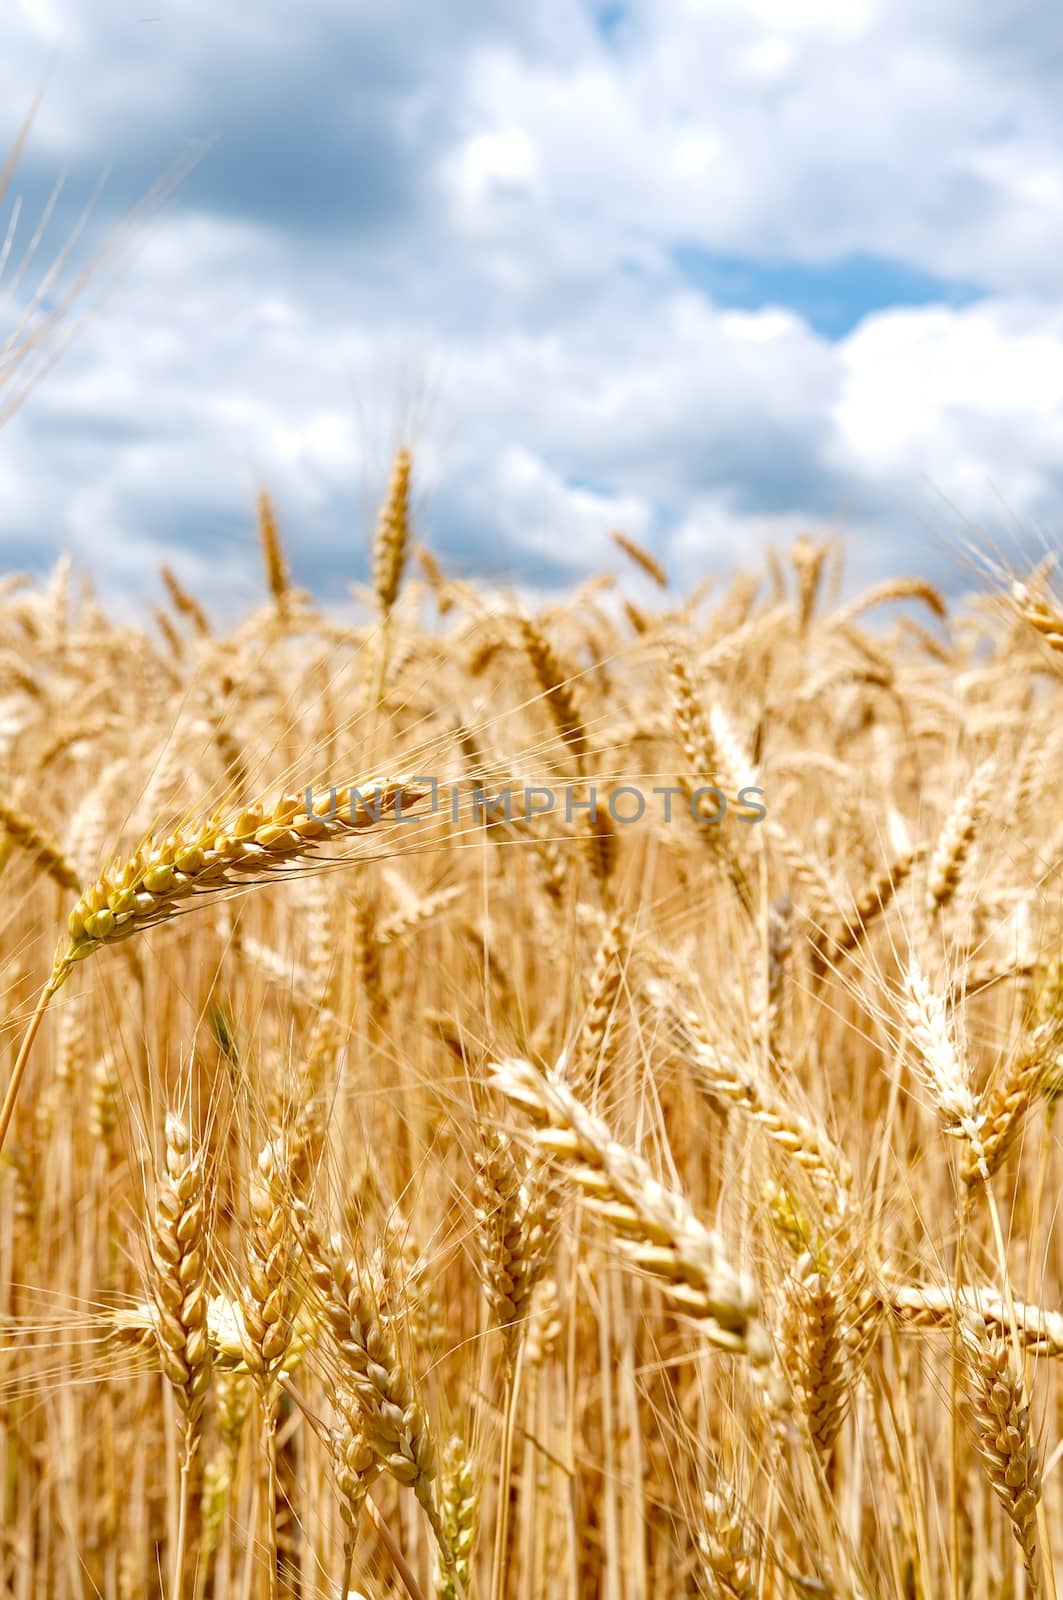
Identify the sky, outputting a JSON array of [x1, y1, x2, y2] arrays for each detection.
[[2, 0, 1063, 612]]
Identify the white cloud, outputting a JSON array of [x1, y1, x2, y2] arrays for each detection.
[[13, 0, 62, 41], [0, 0, 1061, 610], [731, 0, 872, 31], [833, 301, 1063, 525], [741, 36, 794, 77], [670, 130, 722, 179], [453, 128, 541, 203]]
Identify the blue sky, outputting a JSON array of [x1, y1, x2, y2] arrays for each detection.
[[672, 249, 984, 340], [2, 0, 1063, 609]]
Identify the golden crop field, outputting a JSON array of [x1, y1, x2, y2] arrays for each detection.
[[1, 444, 1063, 1600]]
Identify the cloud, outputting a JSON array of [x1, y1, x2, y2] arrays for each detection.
[[0, 0, 1061, 612]]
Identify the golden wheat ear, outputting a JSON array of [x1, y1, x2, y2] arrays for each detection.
[[0, 775, 434, 1156], [488, 1055, 770, 1362]]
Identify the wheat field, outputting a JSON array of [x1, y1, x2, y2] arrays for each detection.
[[1, 450, 1063, 1600]]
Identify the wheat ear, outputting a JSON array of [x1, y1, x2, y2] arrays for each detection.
[[664, 638, 754, 911], [573, 911, 626, 1087], [833, 575, 948, 627], [1012, 578, 1063, 655], [514, 615, 591, 763], [160, 563, 211, 636], [149, 1113, 212, 1597], [813, 849, 919, 971], [298, 1211, 452, 1568], [60, 777, 430, 971], [961, 1324, 1044, 1592], [489, 1055, 769, 1360], [257, 489, 290, 615], [785, 1252, 849, 1482], [961, 1019, 1060, 1187], [611, 528, 668, 588], [436, 1438, 477, 1600], [903, 959, 986, 1159], [0, 777, 430, 1159], [0, 797, 81, 891], [330, 1397, 381, 1597], [926, 763, 993, 918], [699, 1490, 757, 1600], [647, 978, 850, 1209], [888, 1284, 1063, 1360], [373, 447, 412, 616], [473, 1131, 554, 1375], [791, 534, 828, 630]]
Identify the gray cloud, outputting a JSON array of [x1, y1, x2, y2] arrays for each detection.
[[0, 0, 1062, 612]]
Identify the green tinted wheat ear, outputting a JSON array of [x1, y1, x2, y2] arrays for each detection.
[[436, 1438, 477, 1600], [373, 447, 412, 616], [489, 1056, 769, 1360]]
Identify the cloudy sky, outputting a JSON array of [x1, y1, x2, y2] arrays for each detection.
[[1, 0, 1062, 612]]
